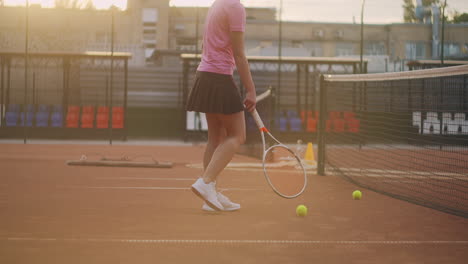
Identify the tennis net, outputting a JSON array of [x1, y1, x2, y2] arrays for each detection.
[[318, 65, 468, 218]]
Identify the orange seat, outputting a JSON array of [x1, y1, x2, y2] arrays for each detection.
[[96, 112, 109, 129], [82, 105, 95, 114], [67, 105, 80, 114], [343, 111, 356, 120], [97, 106, 109, 114], [346, 119, 360, 133], [81, 113, 94, 128], [112, 112, 124, 129], [333, 119, 345, 132], [306, 118, 317, 132], [66, 112, 79, 128], [112, 106, 124, 114]]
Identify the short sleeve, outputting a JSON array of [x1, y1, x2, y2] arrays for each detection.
[[227, 2, 246, 32]]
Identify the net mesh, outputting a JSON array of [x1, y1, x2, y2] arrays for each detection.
[[321, 65, 468, 218], [241, 88, 274, 159]]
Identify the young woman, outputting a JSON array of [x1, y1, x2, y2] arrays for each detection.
[[187, 0, 256, 211]]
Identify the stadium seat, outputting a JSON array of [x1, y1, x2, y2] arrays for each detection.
[[423, 112, 440, 134], [454, 113, 468, 134], [111, 106, 124, 129], [51, 112, 63, 127], [80, 106, 95, 128], [67, 105, 80, 114], [5, 112, 19, 127], [306, 117, 317, 132], [35, 105, 50, 127], [96, 106, 110, 129], [289, 117, 302, 131], [66, 112, 79, 128], [332, 118, 345, 132], [343, 111, 360, 133], [112, 112, 124, 129], [442, 113, 458, 135], [19, 105, 35, 127], [343, 111, 356, 120], [7, 104, 21, 112], [412, 112, 422, 133], [346, 118, 360, 133]]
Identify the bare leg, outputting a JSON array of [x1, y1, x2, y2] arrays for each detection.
[[202, 111, 246, 183], [203, 117, 226, 171]]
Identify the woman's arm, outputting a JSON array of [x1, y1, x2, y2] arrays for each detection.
[[230, 31, 256, 112]]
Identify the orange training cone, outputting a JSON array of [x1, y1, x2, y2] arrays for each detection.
[[304, 142, 316, 165]]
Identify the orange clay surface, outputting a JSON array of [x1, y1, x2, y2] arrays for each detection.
[[0, 143, 467, 264]]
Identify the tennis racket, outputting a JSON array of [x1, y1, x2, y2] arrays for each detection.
[[249, 92, 307, 198]]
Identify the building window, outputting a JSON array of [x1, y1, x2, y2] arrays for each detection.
[[442, 43, 461, 57], [336, 43, 355, 56], [304, 41, 322, 57], [142, 8, 158, 24], [365, 42, 385, 55], [406, 42, 426, 59]]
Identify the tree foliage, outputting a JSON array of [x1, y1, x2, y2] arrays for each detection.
[[452, 12, 468, 23]]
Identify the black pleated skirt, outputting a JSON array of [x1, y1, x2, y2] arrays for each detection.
[[186, 71, 244, 114]]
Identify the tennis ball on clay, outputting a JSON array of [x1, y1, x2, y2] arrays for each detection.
[[352, 190, 362, 200], [296, 205, 308, 217]]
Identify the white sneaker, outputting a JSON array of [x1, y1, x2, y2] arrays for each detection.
[[191, 178, 224, 211], [202, 192, 240, 212]]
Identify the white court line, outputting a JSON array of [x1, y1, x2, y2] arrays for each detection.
[[97, 177, 196, 181], [3, 237, 468, 245], [64, 186, 260, 191]]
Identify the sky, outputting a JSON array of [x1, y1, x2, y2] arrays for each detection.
[[3, 0, 468, 23], [170, 0, 468, 24]]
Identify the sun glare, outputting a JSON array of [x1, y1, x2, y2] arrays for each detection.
[[3, 0, 128, 10]]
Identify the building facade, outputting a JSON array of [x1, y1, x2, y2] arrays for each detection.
[[0, 0, 467, 69]]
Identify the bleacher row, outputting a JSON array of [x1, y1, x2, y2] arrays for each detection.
[[271, 110, 361, 133], [3, 104, 124, 129], [413, 112, 468, 135]]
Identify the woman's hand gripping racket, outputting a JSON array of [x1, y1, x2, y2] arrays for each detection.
[[249, 90, 307, 199]]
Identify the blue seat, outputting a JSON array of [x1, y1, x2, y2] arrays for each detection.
[[38, 104, 49, 112], [19, 112, 34, 127], [289, 117, 303, 131], [7, 104, 21, 112], [51, 112, 63, 127], [6, 112, 19, 127], [286, 110, 299, 118], [35, 105, 50, 127], [36, 112, 49, 127], [52, 105, 63, 112]]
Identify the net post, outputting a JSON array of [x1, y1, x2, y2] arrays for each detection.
[[317, 74, 327, 176]]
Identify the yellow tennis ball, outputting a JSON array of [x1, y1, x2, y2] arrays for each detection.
[[352, 190, 362, 200], [296, 205, 307, 217]]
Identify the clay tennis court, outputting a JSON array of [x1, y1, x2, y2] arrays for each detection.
[[0, 141, 467, 263]]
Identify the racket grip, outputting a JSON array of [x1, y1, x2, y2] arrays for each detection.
[[251, 109, 267, 132]]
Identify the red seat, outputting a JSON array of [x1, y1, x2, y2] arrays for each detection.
[[112, 106, 124, 114], [80, 106, 95, 128], [96, 112, 109, 129], [97, 106, 109, 113], [112, 112, 124, 129], [67, 105, 80, 113], [82, 105, 95, 114], [346, 119, 360, 133], [81, 113, 94, 128], [66, 112, 79, 128], [343, 111, 356, 120], [333, 119, 345, 132], [306, 118, 317, 132]]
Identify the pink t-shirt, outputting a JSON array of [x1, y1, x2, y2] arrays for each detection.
[[197, 0, 246, 75]]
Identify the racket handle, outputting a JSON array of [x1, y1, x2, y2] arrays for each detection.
[[251, 109, 268, 132]]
